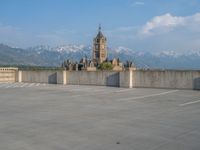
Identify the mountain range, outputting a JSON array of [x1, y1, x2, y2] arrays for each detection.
[[0, 43, 200, 69]]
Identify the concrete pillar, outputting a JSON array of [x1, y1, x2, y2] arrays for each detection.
[[63, 70, 67, 85], [17, 70, 22, 82], [129, 69, 133, 88], [119, 70, 132, 88], [57, 70, 67, 85]]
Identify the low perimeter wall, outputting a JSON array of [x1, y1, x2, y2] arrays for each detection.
[[131, 70, 200, 90], [1, 68, 200, 90], [66, 71, 119, 87], [21, 70, 64, 84], [21, 70, 119, 86], [0, 68, 18, 82]]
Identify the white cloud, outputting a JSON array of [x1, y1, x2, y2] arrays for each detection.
[[1, 12, 200, 53], [0, 24, 18, 33], [105, 26, 138, 35], [0, 23, 28, 47], [139, 13, 200, 37], [0, 23, 74, 47], [104, 26, 138, 43], [132, 1, 145, 6], [116, 26, 138, 31]]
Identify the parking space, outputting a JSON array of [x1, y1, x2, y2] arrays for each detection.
[[0, 83, 200, 150]]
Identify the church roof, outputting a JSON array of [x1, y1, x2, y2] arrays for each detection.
[[96, 31, 104, 38], [96, 25, 105, 39]]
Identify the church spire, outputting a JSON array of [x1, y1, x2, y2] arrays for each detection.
[[96, 24, 104, 38], [98, 24, 101, 32]]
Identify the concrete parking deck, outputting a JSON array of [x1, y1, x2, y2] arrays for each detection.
[[0, 83, 200, 150]]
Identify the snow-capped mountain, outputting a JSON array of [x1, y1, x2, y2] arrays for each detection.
[[1, 43, 200, 69], [154, 51, 181, 58], [187, 50, 200, 57], [29, 45, 52, 52], [28, 44, 87, 53], [53, 44, 88, 53], [112, 46, 133, 54]]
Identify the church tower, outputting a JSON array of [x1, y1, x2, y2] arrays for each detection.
[[93, 25, 107, 64]]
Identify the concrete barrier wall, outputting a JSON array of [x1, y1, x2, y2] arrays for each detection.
[[132, 70, 200, 90], [1, 68, 199, 90], [22, 70, 63, 84], [0, 68, 18, 82], [21, 70, 119, 86], [66, 71, 120, 87]]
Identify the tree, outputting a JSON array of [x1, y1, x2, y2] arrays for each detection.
[[98, 62, 113, 70]]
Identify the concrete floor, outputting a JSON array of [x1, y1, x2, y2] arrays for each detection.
[[0, 83, 200, 150]]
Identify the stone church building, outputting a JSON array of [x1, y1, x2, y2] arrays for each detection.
[[62, 25, 134, 71], [93, 25, 107, 65]]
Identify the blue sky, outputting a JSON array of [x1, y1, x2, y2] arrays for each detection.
[[0, 0, 200, 52]]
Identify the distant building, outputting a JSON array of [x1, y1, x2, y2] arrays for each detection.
[[93, 25, 107, 65], [62, 25, 136, 71]]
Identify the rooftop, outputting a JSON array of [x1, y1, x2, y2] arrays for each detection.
[[0, 83, 200, 150]]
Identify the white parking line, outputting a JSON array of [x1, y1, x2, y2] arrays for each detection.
[[69, 87, 94, 91], [0, 83, 7, 87], [118, 90, 179, 101], [68, 89, 115, 98], [114, 89, 132, 93], [5, 83, 18, 88], [36, 83, 40, 86], [14, 83, 25, 88], [69, 87, 105, 92], [20, 83, 28, 87], [16, 82, 24, 87], [27, 83, 35, 87], [179, 100, 200, 106], [12, 83, 21, 88], [66, 89, 179, 99]]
